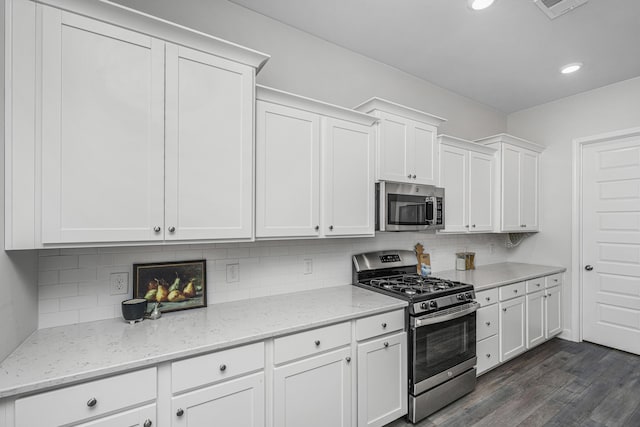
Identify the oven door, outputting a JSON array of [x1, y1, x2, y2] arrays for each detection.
[[409, 302, 478, 395]]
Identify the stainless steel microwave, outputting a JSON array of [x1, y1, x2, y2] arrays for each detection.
[[376, 181, 445, 231]]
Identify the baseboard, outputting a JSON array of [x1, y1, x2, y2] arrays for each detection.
[[558, 328, 578, 342]]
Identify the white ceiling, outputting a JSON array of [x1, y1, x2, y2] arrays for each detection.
[[228, 0, 640, 113]]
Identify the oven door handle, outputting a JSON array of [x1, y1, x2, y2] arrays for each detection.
[[412, 302, 479, 328]]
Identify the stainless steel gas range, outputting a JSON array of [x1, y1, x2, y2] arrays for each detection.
[[352, 250, 478, 424]]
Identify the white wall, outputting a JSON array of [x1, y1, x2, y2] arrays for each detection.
[[507, 75, 640, 340], [0, 2, 38, 361], [113, 0, 506, 140]]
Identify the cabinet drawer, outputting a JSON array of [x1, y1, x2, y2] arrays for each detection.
[[274, 322, 351, 365], [355, 309, 404, 341], [476, 305, 499, 341], [499, 281, 526, 301], [546, 273, 563, 288], [475, 288, 498, 307], [172, 342, 264, 393], [15, 368, 156, 427], [526, 277, 544, 293], [476, 335, 500, 375]]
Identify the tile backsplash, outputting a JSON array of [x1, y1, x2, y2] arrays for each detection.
[[37, 233, 512, 328]]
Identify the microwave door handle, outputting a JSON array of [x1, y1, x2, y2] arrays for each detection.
[[412, 302, 479, 328]]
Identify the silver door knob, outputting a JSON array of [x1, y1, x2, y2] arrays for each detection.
[[87, 397, 97, 407], [384, 342, 389, 347], [465, 225, 469, 228], [412, 174, 417, 179], [314, 225, 319, 231], [486, 354, 491, 358], [168, 226, 176, 233], [219, 364, 226, 371], [345, 356, 351, 363], [176, 409, 184, 417], [381, 322, 387, 328], [144, 420, 152, 427], [153, 226, 161, 232], [486, 321, 491, 326], [329, 225, 334, 230], [585, 265, 593, 271], [407, 174, 412, 178], [315, 340, 320, 346]]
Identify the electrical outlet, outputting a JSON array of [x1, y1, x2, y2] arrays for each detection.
[[110, 272, 129, 295], [226, 263, 240, 283], [303, 259, 313, 275], [489, 243, 496, 255]]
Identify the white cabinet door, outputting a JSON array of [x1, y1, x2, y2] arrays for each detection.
[[439, 144, 467, 233], [273, 347, 351, 427], [468, 151, 494, 232], [476, 335, 499, 375], [172, 372, 264, 427], [256, 102, 321, 238], [501, 144, 521, 232], [41, 8, 165, 244], [545, 286, 562, 338], [412, 122, 438, 185], [526, 290, 546, 349], [357, 332, 407, 427], [322, 118, 375, 237], [77, 404, 156, 427], [499, 296, 526, 362], [165, 44, 254, 241], [377, 112, 410, 183], [520, 149, 539, 231]]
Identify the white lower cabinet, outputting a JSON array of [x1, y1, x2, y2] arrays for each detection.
[[77, 404, 156, 427], [273, 347, 352, 427], [526, 289, 546, 349], [499, 295, 526, 362], [475, 288, 499, 375], [171, 373, 264, 427], [476, 335, 499, 375], [546, 285, 562, 338], [357, 332, 407, 427]]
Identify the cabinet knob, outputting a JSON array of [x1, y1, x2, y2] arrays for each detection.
[[412, 174, 417, 179], [486, 297, 491, 301], [345, 356, 351, 363], [329, 225, 334, 231], [465, 225, 469, 228], [219, 364, 227, 371], [536, 283, 541, 287], [544, 294, 548, 298], [486, 321, 491, 326], [315, 340, 320, 346], [176, 408, 184, 417], [384, 342, 389, 348], [514, 289, 518, 293], [554, 278, 559, 282], [503, 308, 507, 312], [153, 226, 161, 233], [381, 322, 387, 328], [486, 354, 491, 358], [472, 224, 476, 228], [407, 174, 412, 178], [168, 226, 176, 233], [144, 420, 153, 427], [87, 397, 97, 408], [314, 225, 319, 231]]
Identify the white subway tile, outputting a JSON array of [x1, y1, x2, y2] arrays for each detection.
[[59, 268, 98, 284], [38, 299, 60, 314], [59, 295, 98, 311], [39, 255, 78, 271], [79, 305, 118, 323], [39, 284, 79, 300], [38, 270, 59, 285], [39, 310, 78, 329], [203, 248, 227, 260]]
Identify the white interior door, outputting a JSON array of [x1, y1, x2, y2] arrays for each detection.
[[582, 134, 640, 355]]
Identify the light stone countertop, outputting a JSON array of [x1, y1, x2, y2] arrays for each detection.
[[0, 285, 406, 399], [435, 262, 566, 291]]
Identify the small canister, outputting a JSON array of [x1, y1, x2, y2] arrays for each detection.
[[455, 252, 476, 270]]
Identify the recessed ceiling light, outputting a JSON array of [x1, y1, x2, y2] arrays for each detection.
[[468, 0, 495, 10], [560, 62, 583, 74]]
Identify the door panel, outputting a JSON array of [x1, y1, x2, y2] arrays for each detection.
[[468, 151, 493, 232], [413, 122, 438, 185], [322, 118, 374, 236], [582, 135, 640, 355], [501, 145, 521, 231], [440, 145, 467, 233], [520, 149, 539, 230], [255, 102, 320, 237], [378, 113, 409, 182], [165, 44, 253, 240], [41, 8, 165, 243]]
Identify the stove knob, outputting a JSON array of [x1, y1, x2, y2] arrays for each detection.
[[457, 294, 464, 300], [420, 302, 428, 309], [429, 301, 437, 309], [465, 292, 472, 299]]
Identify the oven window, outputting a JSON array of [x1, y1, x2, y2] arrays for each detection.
[[387, 194, 428, 225], [411, 312, 476, 386]]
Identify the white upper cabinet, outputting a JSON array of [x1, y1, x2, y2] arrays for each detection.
[[5, 0, 269, 248], [256, 86, 377, 239], [354, 98, 446, 185], [438, 135, 496, 233], [475, 134, 544, 233]]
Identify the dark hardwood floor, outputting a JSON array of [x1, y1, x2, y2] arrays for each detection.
[[387, 339, 640, 427]]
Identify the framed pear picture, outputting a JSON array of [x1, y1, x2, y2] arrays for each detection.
[[133, 260, 207, 314]]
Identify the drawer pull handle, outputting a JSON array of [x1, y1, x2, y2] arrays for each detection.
[[345, 357, 351, 363], [384, 342, 389, 348], [315, 340, 320, 346], [87, 397, 97, 408], [514, 289, 518, 293], [486, 354, 491, 358], [554, 278, 559, 282], [176, 408, 184, 417], [486, 321, 491, 326], [503, 308, 507, 312], [314, 225, 319, 231], [536, 283, 541, 287], [486, 297, 491, 301], [168, 226, 176, 233], [219, 364, 227, 371], [144, 420, 153, 427], [153, 226, 160, 233], [381, 322, 387, 328]]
